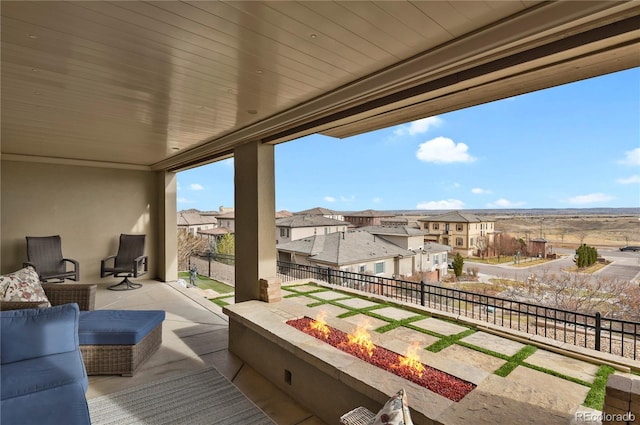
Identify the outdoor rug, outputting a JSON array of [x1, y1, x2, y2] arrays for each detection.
[[88, 367, 275, 425]]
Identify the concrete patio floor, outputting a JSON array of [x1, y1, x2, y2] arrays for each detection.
[[86, 279, 328, 425], [86, 278, 639, 425]]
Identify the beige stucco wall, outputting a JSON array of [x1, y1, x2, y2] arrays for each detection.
[[1, 160, 160, 282]]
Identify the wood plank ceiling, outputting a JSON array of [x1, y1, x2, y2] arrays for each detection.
[[1, 1, 638, 170]]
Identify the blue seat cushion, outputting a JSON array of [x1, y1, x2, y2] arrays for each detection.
[[1, 350, 88, 400], [1, 303, 80, 364], [78, 310, 165, 345], [1, 381, 91, 425]]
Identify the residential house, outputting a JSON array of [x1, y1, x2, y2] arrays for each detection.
[[361, 225, 450, 280], [276, 215, 348, 245], [177, 209, 218, 236], [420, 242, 453, 282], [343, 210, 396, 228], [418, 211, 495, 257], [215, 211, 236, 233], [277, 230, 415, 278]]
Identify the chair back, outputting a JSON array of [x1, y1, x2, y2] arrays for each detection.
[[26, 235, 65, 275], [114, 234, 145, 270]]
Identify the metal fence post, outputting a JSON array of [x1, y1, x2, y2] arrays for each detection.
[[595, 311, 601, 352], [420, 280, 425, 306]]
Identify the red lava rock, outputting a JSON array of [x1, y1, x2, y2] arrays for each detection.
[[287, 316, 476, 402]]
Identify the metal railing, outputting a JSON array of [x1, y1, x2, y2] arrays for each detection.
[[277, 261, 639, 360]]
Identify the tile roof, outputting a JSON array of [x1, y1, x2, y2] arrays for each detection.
[[343, 209, 395, 218], [360, 225, 426, 237], [294, 207, 338, 216], [419, 211, 488, 223], [277, 230, 414, 265], [276, 215, 348, 228], [177, 211, 218, 226]]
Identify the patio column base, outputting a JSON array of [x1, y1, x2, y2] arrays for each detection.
[[259, 277, 281, 303]]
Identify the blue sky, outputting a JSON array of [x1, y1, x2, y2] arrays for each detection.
[[177, 68, 640, 213]]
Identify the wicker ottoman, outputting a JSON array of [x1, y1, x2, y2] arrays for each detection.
[[78, 310, 165, 376]]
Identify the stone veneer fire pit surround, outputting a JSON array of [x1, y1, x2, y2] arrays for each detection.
[[224, 299, 489, 424]]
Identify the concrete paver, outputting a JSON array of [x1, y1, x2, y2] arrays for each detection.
[[460, 331, 526, 356], [412, 317, 469, 336], [439, 344, 507, 373], [373, 306, 422, 321], [310, 290, 352, 301], [507, 366, 591, 409], [525, 349, 600, 383], [334, 297, 380, 309]]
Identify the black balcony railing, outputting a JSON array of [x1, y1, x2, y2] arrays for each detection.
[[276, 261, 639, 361]]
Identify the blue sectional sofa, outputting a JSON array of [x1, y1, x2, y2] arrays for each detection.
[[1, 303, 91, 425]]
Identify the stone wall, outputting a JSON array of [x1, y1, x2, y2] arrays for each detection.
[[603, 374, 639, 424]]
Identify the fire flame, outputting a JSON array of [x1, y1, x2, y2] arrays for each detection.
[[346, 323, 375, 357], [309, 311, 330, 338], [398, 342, 425, 377]]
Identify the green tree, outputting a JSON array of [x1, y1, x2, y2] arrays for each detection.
[[216, 233, 235, 256], [575, 244, 598, 268], [452, 253, 464, 277]]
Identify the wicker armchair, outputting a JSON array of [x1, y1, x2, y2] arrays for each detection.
[[0, 283, 96, 311], [24, 235, 79, 283]]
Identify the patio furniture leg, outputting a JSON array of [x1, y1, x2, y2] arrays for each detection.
[[107, 277, 142, 291]]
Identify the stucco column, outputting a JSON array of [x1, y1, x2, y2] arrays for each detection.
[[234, 141, 278, 302], [159, 171, 178, 282]]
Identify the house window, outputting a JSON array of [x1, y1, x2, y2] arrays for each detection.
[[470, 238, 474, 246], [456, 224, 463, 231], [358, 265, 366, 274], [443, 253, 447, 264], [280, 228, 289, 237], [374, 262, 385, 274], [434, 254, 439, 265], [456, 237, 463, 246], [433, 223, 439, 230], [325, 228, 329, 234]]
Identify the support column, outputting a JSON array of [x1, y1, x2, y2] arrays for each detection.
[[158, 171, 178, 282], [234, 141, 280, 302]]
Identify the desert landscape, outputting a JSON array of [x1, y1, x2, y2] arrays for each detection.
[[491, 213, 640, 249]]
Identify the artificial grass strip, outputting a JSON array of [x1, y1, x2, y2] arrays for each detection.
[[210, 298, 230, 308], [494, 345, 537, 377], [583, 365, 616, 410], [375, 315, 428, 333], [425, 329, 476, 353]]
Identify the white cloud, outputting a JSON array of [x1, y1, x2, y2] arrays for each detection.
[[616, 175, 640, 184], [618, 147, 640, 166], [416, 199, 464, 210], [394, 116, 442, 136], [372, 197, 383, 204], [190, 183, 204, 191], [564, 193, 614, 205], [324, 195, 355, 204], [486, 198, 525, 208], [416, 137, 476, 164], [471, 187, 491, 194]]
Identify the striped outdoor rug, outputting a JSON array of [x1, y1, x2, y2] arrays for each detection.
[[88, 367, 275, 425]]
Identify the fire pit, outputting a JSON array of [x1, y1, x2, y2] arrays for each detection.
[[287, 314, 476, 402]]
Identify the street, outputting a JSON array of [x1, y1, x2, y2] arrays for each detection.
[[469, 248, 640, 284]]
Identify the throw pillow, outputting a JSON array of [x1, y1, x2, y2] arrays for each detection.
[[372, 388, 413, 425], [1, 266, 51, 306]]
